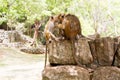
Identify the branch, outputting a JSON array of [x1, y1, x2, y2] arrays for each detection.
[[108, 13, 118, 36]]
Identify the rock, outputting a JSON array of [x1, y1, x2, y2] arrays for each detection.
[[2, 39, 10, 43], [94, 37, 114, 66], [48, 38, 93, 65], [0, 39, 2, 43], [42, 65, 90, 80], [75, 38, 93, 65], [7, 31, 23, 42], [114, 43, 120, 67], [88, 40, 99, 68], [20, 47, 44, 54], [0, 30, 34, 48], [89, 40, 97, 61], [0, 30, 22, 43], [7, 42, 25, 48], [92, 67, 120, 80], [0, 30, 32, 44], [0, 43, 8, 47], [18, 31, 33, 43]]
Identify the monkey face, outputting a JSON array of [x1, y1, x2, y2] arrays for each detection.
[[58, 14, 65, 23], [52, 14, 65, 27]]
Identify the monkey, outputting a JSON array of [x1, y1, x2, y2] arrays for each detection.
[[31, 19, 41, 47], [43, 16, 60, 68], [54, 14, 84, 67], [43, 16, 60, 44]]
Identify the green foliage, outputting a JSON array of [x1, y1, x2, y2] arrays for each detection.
[[0, 0, 120, 37]]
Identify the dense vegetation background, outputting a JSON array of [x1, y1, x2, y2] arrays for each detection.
[[0, 0, 120, 37]]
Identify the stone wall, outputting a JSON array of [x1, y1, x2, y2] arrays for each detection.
[[0, 29, 32, 48], [0, 29, 45, 54], [0, 30, 33, 43], [42, 36, 120, 80]]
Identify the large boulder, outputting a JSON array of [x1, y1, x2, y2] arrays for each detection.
[[94, 37, 114, 66], [0, 30, 22, 43], [20, 47, 45, 54], [42, 65, 90, 80], [88, 40, 98, 69], [92, 67, 120, 80], [48, 38, 93, 65], [114, 43, 120, 67]]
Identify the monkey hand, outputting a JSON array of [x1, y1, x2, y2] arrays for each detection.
[[55, 37, 60, 42]]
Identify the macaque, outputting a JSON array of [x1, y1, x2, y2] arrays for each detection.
[[54, 14, 83, 66], [43, 16, 59, 44], [43, 16, 59, 68], [54, 14, 82, 40], [31, 19, 41, 47]]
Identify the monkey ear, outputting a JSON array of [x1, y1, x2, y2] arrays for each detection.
[[50, 16, 54, 20], [58, 14, 61, 16], [60, 14, 65, 19], [51, 16, 54, 19], [61, 14, 65, 18]]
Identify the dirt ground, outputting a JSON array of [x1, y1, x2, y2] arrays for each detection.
[[0, 47, 45, 80]]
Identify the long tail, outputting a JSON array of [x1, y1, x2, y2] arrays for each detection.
[[80, 35, 94, 40], [71, 40, 79, 65], [44, 44, 48, 68], [71, 40, 84, 67]]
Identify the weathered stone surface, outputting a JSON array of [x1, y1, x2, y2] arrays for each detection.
[[88, 40, 99, 69], [89, 40, 97, 62], [48, 38, 93, 65], [0, 39, 2, 43], [0, 30, 33, 43], [20, 47, 44, 54], [0, 30, 35, 48], [95, 37, 114, 66], [0, 30, 22, 43], [42, 65, 90, 80], [92, 67, 120, 80], [0, 42, 25, 48], [114, 43, 120, 67], [75, 38, 93, 65]]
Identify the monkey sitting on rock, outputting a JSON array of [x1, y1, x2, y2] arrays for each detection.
[[53, 14, 84, 66]]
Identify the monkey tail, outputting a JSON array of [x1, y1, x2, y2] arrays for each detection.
[[80, 34, 93, 40], [44, 44, 48, 68], [71, 40, 81, 66]]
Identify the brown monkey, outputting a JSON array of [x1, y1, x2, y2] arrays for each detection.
[[43, 16, 60, 44], [31, 19, 41, 47], [54, 14, 83, 66], [43, 16, 60, 68]]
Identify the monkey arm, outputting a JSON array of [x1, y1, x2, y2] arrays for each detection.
[[49, 31, 59, 41], [58, 24, 65, 29], [44, 30, 58, 41], [57, 19, 69, 30]]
